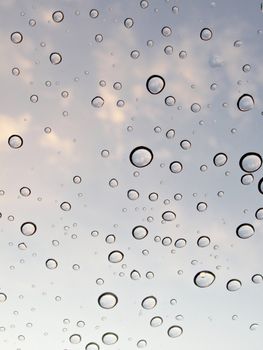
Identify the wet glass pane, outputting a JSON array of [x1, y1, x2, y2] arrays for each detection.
[[1, 0, 263, 349]]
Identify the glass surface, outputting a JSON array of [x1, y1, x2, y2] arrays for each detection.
[[1, 0, 263, 349]]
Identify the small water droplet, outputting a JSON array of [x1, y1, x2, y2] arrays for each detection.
[[191, 103, 201, 113], [52, 10, 64, 23], [0, 293, 7, 303], [137, 339, 147, 348], [226, 279, 242, 291], [8, 135, 23, 149], [194, 271, 215, 288], [89, 9, 99, 18], [252, 274, 263, 284], [60, 202, 71, 211], [108, 251, 124, 263], [200, 28, 213, 40], [250, 323, 259, 331], [50, 52, 62, 65], [146, 75, 165, 94], [162, 211, 176, 221], [21, 222, 37, 236], [165, 96, 176, 106], [175, 238, 187, 248], [132, 226, 148, 240], [161, 26, 172, 37], [213, 153, 228, 167], [141, 296, 157, 309], [12, 67, 20, 76], [11, 32, 23, 44], [242, 64, 251, 72], [130, 270, 141, 280], [130, 146, 153, 168], [69, 334, 81, 344], [20, 187, 31, 197], [85, 343, 100, 350], [149, 192, 158, 201], [150, 316, 163, 327], [124, 18, 134, 28], [255, 208, 263, 220], [45, 259, 58, 270], [167, 325, 183, 338], [109, 178, 118, 188], [241, 174, 254, 185], [237, 94, 254, 111], [102, 332, 118, 345], [91, 96, 104, 108], [197, 236, 210, 247], [197, 202, 208, 212], [170, 161, 183, 173], [180, 140, 191, 150]]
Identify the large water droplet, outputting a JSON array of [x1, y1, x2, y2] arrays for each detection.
[[141, 296, 157, 309], [200, 27, 213, 40], [146, 75, 165, 94], [226, 279, 242, 291], [174, 238, 187, 248], [167, 325, 183, 338], [50, 52, 62, 65], [132, 226, 148, 240], [127, 189, 139, 200], [52, 10, 64, 23], [69, 334, 81, 344], [239, 153, 262, 172], [21, 222, 37, 236], [213, 153, 228, 167], [8, 135, 23, 149], [237, 94, 254, 111], [197, 202, 208, 212], [98, 293, 118, 309], [45, 259, 58, 270], [130, 146, 153, 168], [11, 32, 23, 44], [102, 333, 118, 345], [108, 251, 124, 263], [170, 161, 183, 173], [194, 271, 215, 288], [236, 223, 255, 239]]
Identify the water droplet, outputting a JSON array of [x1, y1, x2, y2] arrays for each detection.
[[130, 270, 141, 280], [95, 34, 103, 43], [50, 52, 62, 65], [241, 174, 254, 185], [175, 238, 187, 248], [194, 271, 215, 288], [250, 323, 259, 331], [180, 140, 191, 150], [174, 193, 182, 201], [200, 28, 213, 40], [140, 0, 149, 9], [102, 332, 118, 345], [11, 32, 23, 44], [20, 187, 31, 197], [8, 135, 23, 149], [234, 40, 242, 47], [127, 189, 139, 200], [109, 178, 118, 188], [213, 153, 228, 167], [141, 296, 157, 309], [191, 103, 201, 113], [161, 26, 172, 37], [197, 202, 208, 212], [60, 202, 71, 211], [108, 251, 124, 263], [89, 9, 99, 18], [0, 293, 7, 302], [85, 343, 100, 350], [166, 129, 175, 139], [149, 192, 158, 201], [167, 325, 183, 338], [239, 153, 262, 172], [130, 50, 140, 59], [237, 94, 254, 111], [12, 67, 20, 76], [45, 259, 58, 270], [113, 82, 122, 90], [132, 226, 148, 240], [98, 292, 118, 309], [69, 334, 81, 344], [146, 75, 165, 94], [30, 95, 38, 103], [137, 339, 147, 348], [162, 211, 176, 221], [150, 316, 163, 327], [162, 237, 172, 246], [21, 222, 37, 236], [124, 18, 134, 28], [52, 10, 64, 23], [165, 96, 176, 106], [164, 45, 173, 55], [255, 208, 263, 220], [170, 161, 183, 173], [226, 279, 242, 291], [252, 274, 263, 284], [197, 236, 210, 247], [236, 223, 255, 239], [91, 96, 104, 108], [105, 234, 115, 244], [130, 146, 153, 168], [242, 64, 251, 72], [179, 50, 187, 59], [73, 176, 82, 184], [101, 149, 110, 158]]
